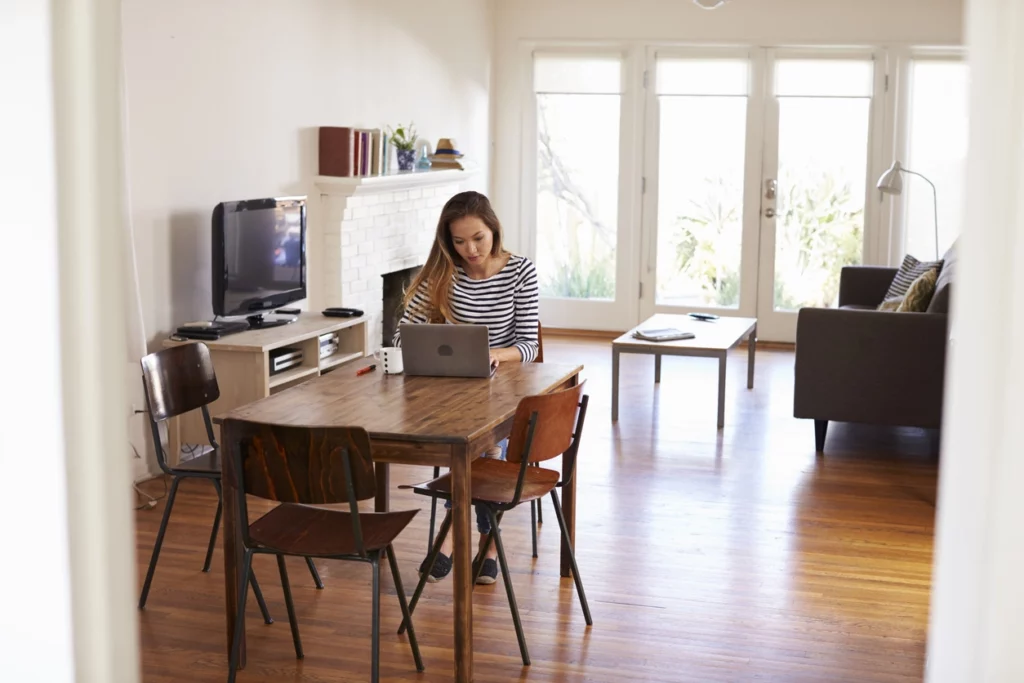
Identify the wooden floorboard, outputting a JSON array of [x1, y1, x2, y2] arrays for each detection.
[[136, 337, 937, 682]]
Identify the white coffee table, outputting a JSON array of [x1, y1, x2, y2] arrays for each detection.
[[611, 314, 757, 428]]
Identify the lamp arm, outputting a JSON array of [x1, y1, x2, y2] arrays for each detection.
[[902, 167, 940, 259]]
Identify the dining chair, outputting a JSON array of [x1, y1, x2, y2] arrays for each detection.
[[137, 342, 323, 615], [425, 322, 547, 557], [224, 420, 424, 683], [402, 381, 591, 666]]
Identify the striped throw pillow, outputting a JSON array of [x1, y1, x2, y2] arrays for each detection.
[[883, 254, 944, 301]]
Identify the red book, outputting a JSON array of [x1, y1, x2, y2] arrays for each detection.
[[318, 127, 355, 177]]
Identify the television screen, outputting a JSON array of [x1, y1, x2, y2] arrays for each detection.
[[212, 196, 306, 316]]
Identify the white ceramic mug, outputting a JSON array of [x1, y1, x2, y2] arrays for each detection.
[[374, 346, 404, 375]]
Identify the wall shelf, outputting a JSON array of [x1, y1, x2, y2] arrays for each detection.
[[268, 364, 320, 389]]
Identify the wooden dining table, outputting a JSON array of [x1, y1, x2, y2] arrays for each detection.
[[218, 360, 584, 683]]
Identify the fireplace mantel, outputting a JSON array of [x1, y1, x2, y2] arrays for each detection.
[[313, 167, 478, 353], [315, 167, 479, 197]]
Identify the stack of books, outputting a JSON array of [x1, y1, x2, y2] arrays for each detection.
[[318, 126, 391, 177]]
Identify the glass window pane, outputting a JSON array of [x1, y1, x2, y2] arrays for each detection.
[[536, 93, 620, 300], [657, 58, 749, 96], [656, 96, 746, 308], [775, 59, 874, 97], [774, 97, 869, 310], [534, 54, 622, 94], [905, 59, 968, 259]]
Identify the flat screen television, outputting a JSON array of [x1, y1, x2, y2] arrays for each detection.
[[211, 196, 307, 319]]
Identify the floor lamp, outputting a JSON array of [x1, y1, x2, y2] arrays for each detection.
[[877, 160, 940, 259]]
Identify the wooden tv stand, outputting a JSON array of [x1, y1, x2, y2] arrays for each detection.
[[162, 315, 368, 465]]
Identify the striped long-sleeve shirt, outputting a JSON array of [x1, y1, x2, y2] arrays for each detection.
[[394, 254, 540, 362]]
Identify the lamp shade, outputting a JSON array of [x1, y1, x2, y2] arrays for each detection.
[[877, 160, 904, 194]]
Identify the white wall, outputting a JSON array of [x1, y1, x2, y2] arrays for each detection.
[[0, 2, 75, 680], [926, 0, 1024, 678], [121, 0, 494, 472], [490, 0, 964, 251], [2, 1, 140, 681]]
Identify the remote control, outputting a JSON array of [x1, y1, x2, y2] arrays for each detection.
[[323, 307, 364, 318], [276, 308, 301, 315]]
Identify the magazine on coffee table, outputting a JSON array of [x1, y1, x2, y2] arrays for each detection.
[[632, 327, 695, 342]]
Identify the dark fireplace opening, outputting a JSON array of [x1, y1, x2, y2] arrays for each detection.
[[382, 265, 422, 347]]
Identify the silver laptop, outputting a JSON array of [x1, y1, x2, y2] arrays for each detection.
[[400, 323, 496, 378]]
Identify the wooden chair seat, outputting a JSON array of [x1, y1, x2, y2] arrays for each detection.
[[249, 505, 418, 558], [170, 449, 222, 474], [411, 458, 559, 506]]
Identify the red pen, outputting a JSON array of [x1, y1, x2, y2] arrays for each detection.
[[356, 364, 376, 376]]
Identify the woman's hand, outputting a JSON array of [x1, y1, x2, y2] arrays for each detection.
[[489, 352, 500, 371], [491, 347, 524, 365]]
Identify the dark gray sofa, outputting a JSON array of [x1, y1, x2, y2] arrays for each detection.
[[793, 244, 955, 451]]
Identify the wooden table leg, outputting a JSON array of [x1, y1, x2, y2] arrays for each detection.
[[611, 347, 620, 422], [717, 352, 727, 429], [221, 423, 245, 669], [450, 444, 473, 683], [375, 462, 390, 513], [747, 326, 756, 389], [654, 353, 661, 384]]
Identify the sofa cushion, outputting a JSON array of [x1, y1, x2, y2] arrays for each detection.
[[927, 241, 957, 314], [883, 254, 944, 303], [896, 266, 940, 312]]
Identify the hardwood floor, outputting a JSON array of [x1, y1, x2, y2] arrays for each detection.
[[136, 336, 938, 682]]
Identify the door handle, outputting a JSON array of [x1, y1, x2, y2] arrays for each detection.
[[763, 207, 776, 218], [765, 178, 777, 200]]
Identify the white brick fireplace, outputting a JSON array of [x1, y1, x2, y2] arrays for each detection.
[[314, 169, 478, 351]]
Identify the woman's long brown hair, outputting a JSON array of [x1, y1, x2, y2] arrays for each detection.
[[402, 191, 508, 323]]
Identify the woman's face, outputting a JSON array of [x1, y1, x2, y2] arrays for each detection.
[[448, 216, 493, 267]]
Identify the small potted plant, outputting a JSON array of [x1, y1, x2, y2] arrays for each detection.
[[387, 122, 418, 171]]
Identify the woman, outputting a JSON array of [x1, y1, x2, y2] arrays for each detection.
[[394, 190, 539, 585]]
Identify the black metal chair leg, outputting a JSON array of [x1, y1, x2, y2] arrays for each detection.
[[386, 544, 424, 671], [530, 500, 538, 558], [536, 494, 543, 525], [371, 551, 381, 683], [305, 557, 324, 589], [139, 476, 181, 609], [227, 551, 254, 683], [249, 569, 274, 624], [277, 555, 304, 659], [551, 490, 592, 625], [427, 466, 440, 554], [486, 507, 530, 666], [204, 479, 223, 573], [399, 509, 452, 635]]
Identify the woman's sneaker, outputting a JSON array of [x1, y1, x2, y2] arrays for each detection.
[[476, 558, 498, 585], [419, 552, 452, 583]]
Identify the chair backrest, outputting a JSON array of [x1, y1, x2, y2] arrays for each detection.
[[140, 343, 220, 422], [506, 381, 586, 465], [534, 322, 545, 363], [228, 421, 376, 505], [224, 420, 377, 557], [140, 342, 221, 472]]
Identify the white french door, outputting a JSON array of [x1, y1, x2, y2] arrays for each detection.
[[640, 48, 885, 342], [526, 49, 642, 331]]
